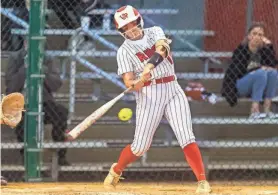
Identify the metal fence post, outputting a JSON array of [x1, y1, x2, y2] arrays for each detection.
[[24, 0, 46, 182], [246, 0, 253, 33]]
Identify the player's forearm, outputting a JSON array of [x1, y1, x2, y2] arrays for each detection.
[[143, 40, 171, 71], [124, 78, 135, 88], [122, 72, 144, 90], [124, 79, 144, 91]]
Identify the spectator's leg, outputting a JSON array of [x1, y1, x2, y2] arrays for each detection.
[[1, 16, 13, 51], [263, 69, 278, 113], [44, 101, 69, 165], [69, 0, 80, 25], [236, 74, 253, 98], [236, 69, 267, 113]]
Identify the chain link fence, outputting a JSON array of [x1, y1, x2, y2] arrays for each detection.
[[1, 0, 278, 187]]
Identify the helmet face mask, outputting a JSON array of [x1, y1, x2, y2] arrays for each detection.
[[114, 5, 144, 40], [119, 19, 143, 40]]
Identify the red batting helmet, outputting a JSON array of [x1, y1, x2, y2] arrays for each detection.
[[114, 5, 144, 31]]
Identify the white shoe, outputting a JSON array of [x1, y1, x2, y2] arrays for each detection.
[[249, 112, 266, 119], [266, 112, 278, 119], [196, 180, 212, 194], [103, 163, 123, 189]]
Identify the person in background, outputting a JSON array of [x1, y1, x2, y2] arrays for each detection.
[[222, 23, 278, 119], [47, 0, 79, 29], [5, 39, 70, 165], [1, 0, 29, 51], [77, 0, 111, 29]]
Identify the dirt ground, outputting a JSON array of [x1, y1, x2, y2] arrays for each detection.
[[1, 182, 278, 195]]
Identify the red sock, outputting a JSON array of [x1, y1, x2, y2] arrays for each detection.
[[113, 144, 139, 175], [183, 142, 206, 181]]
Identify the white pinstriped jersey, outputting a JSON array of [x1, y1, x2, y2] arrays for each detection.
[[117, 26, 175, 79], [116, 26, 195, 156]]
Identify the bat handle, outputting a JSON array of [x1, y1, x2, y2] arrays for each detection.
[[124, 86, 133, 94]]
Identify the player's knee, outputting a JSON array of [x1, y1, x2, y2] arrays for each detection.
[[133, 149, 148, 156], [253, 69, 267, 80], [180, 138, 196, 148], [131, 145, 149, 156]]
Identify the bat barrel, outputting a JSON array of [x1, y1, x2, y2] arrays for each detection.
[[64, 88, 129, 141]]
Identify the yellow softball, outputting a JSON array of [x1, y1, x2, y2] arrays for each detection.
[[118, 108, 133, 121]]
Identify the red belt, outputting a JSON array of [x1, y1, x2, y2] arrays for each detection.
[[143, 75, 175, 87]]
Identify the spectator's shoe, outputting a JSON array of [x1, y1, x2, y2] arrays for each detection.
[[266, 112, 278, 119], [1, 176, 8, 186], [196, 180, 212, 194], [58, 158, 71, 166], [249, 112, 266, 119], [104, 163, 123, 189]]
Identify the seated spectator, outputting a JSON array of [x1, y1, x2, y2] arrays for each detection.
[[5, 39, 70, 165], [1, 0, 29, 51], [222, 23, 278, 119], [77, 0, 111, 29]]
